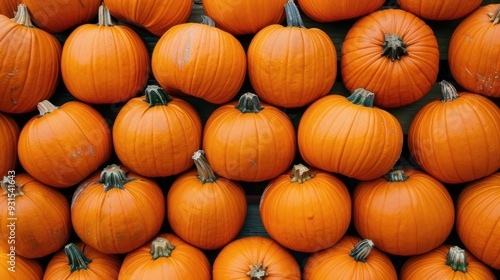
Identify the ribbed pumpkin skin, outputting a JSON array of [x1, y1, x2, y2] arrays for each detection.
[[104, 0, 192, 37], [118, 233, 212, 280], [0, 0, 19, 18], [0, 243, 43, 279], [212, 236, 301, 280], [0, 173, 72, 259], [0, 6, 61, 114], [397, 0, 482, 20], [303, 235, 397, 280], [152, 21, 247, 104], [456, 173, 500, 269], [448, 4, 500, 97], [341, 9, 439, 108], [0, 112, 19, 177], [297, 0, 384, 22], [353, 169, 455, 256]]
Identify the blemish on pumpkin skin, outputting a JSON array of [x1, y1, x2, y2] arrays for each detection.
[[178, 29, 193, 68], [71, 144, 96, 158]]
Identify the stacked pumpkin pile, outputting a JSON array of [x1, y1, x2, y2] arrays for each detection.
[[1, 0, 499, 279]]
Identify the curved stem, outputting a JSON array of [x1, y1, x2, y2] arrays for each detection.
[[1, 176, 24, 197], [384, 169, 409, 182], [284, 0, 305, 28], [445, 246, 468, 273], [150, 237, 175, 260], [37, 100, 59, 117], [235, 93, 264, 113], [488, 5, 500, 24], [439, 80, 459, 102], [381, 34, 408, 61], [349, 239, 375, 263], [247, 262, 268, 280], [97, 4, 115, 27], [200, 15, 215, 27], [192, 150, 218, 184], [100, 164, 135, 192], [64, 243, 92, 273], [346, 88, 375, 108], [290, 164, 314, 183], [144, 85, 173, 107], [12, 4, 34, 27]]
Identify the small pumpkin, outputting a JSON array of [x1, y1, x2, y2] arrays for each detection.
[[118, 233, 212, 279], [397, 0, 482, 21], [297, 0, 384, 22], [0, 112, 19, 177], [0, 242, 43, 279]]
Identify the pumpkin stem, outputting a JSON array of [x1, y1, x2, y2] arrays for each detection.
[[284, 0, 305, 28], [488, 5, 500, 24], [346, 88, 375, 108], [384, 169, 409, 182], [1, 176, 24, 197], [439, 80, 459, 102], [12, 4, 34, 27], [99, 164, 135, 192], [150, 237, 175, 260], [192, 150, 218, 184], [235, 93, 264, 113], [290, 164, 314, 183], [200, 15, 216, 27], [381, 33, 408, 61], [97, 4, 115, 27], [64, 243, 92, 273], [37, 100, 59, 117], [445, 246, 468, 273], [246, 262, 268, 279], [349, 239, 375, 262], [144, 85, 173, 107]]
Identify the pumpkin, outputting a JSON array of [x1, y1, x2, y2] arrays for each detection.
[[247, 0, 337, 108], [0, 242, 43, 279], [0, 4, 61, 114], [448, 4, 500, 97], [456, 172, 500, 269], [353, 168, 455, 256], [0, 173, 72, 258], [43, 242, 121, 280], [167, 150, 247, 250], [118, 233, 212, 279], [303, 236, 398, 280], [408, 80, 500, 184], [259, 163, 351, 253], [400, 245, 496, 279], [71, 164, 165, 254], [17, 100, 112, 188], [202, 0, 288, 35], [297, 0, 384, 22], [0, 113, 19, 177], [341, 8, 440, 108], [61, 4, 150, 104], [202, 92, 296, 182], [104, 0, 192, 37], [22, 0, 101, 33], [212, 236, 301, 280], [151, 15, 247, 104], [297, 88, 403, 181], [0, 0, 19, 18], [397, 0, 482, 21], [113, 85, 203, 177]]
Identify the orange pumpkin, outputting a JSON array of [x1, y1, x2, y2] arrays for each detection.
[[113, 85, 203, 177], [341, 8, 439, 108], [212, 236, 301, 280], [0, 242, 43, 279], [0, 173, 72, 258], [0, 4, 61, 114], [43, 242, 121, 279], [202, 92, 296, 182], [0, 0, 19, 18], [259, 164, 351, 253], [303, 236, 398, 280], [397, 0, 482, 20], [118, 233, 212, 279], [297, 0, 384, 22], [61, 4, 150, 104], [0, 113, 19, 177], [167, 150, 247, 250], [18, 100, 112, 188], [71, 164, 165, 254], [353, 168, 455, 256]]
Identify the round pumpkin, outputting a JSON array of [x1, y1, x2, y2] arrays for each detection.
[[408, 80, 500, 184], [297, 0, 384, 22], [247, 0, 337, 108], [167, 150, 247, 250], [152, 16, 247, 104], [118, 233, 212, 279], [297, 88, 403, 181], [259, 164, 351, 253], [353, 168, 455, 256], [397, 0, 482, 21], [0, 0, 19, 18], [202, 92, 296, 182], [0, 173, 72, 258], [0, 4, 61, 114], [456, 172, 500, 269], [18, 100, 112, 188], [0, 112, 19, 177], [448, 4, 500, 97], [61, 4, 150, 104], [303, 236, 398, 280], [0, 242, 43, 279], [71, 164, 165, 254], [212, 236, 301, 280], [43, 242, 121, 280], [113, 85, 203, 177], [341, 8, 440, 108]]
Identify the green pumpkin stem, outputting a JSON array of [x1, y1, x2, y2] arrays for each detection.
[[247, 262, 269, 280], [488, 5, 500, 24], [349, 239, 375, 263], [384, 169, 409, 182], [347, 88, 375, 108], [439, 80, 459, 102], [97, 4, 115, 27], [37, 100, 59, 117], [193, 150, 218, 184], [100, 164, 135, 192], [381, 33, 408, 61], [290, 164, 314, 183], [64, 243, 92, 273], [285, 0, 305, 28], [200, 15, 216, 27], [150, 237, 175, 260], [445, 246, 468, 273], [12, 4, 34, 27], [1, 176, 24, 197], [144, 85, 173, 107], [235, 93, 264, 113]]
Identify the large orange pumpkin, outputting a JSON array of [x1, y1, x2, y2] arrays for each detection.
[[0, 242, 43, 279], [0, 4, 61, 114], [18, 100, 112, 188], [0, 113, 19, 177], [297, 0, 384, 22], [247, 0, 337, 108], [397, 0, 482, 21], [259, 164, 351, 253], [341, 8, 439, 108], [408, 80, 500, 184]]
